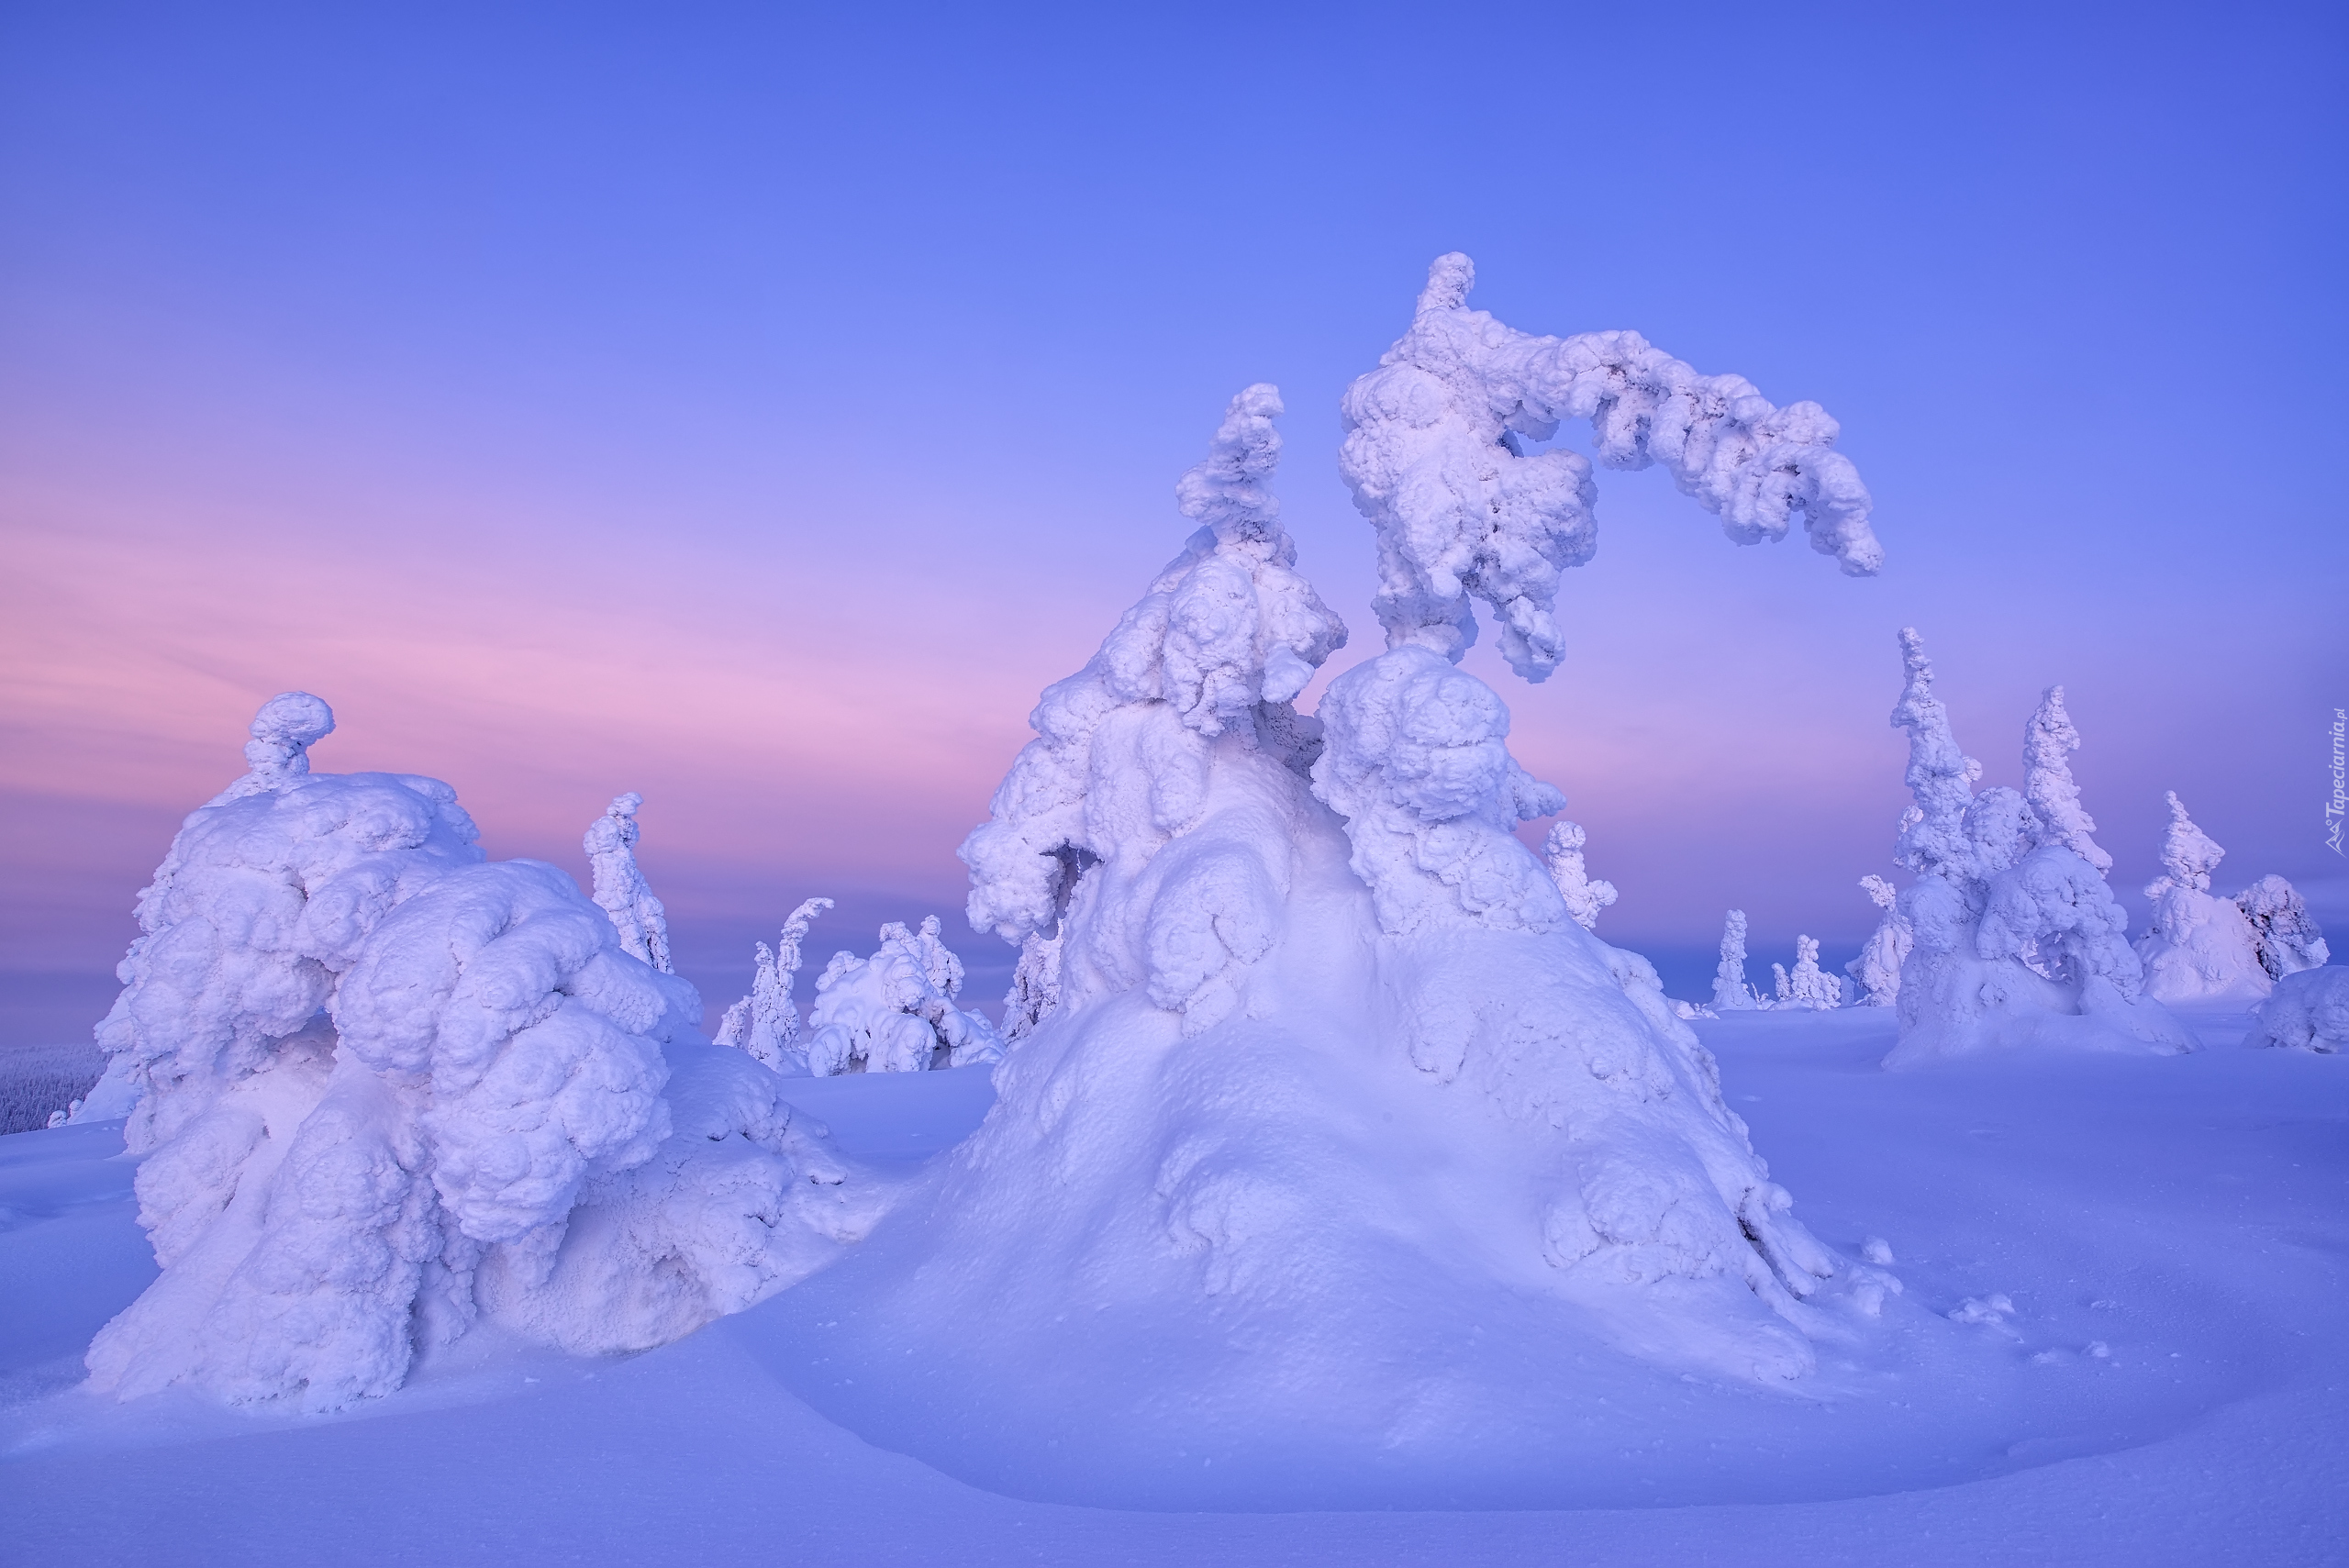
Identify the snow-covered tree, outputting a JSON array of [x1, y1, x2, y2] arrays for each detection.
[[2021, 686, 2110, 873], [1542, 819, 1617, 931], [1712, 909, 1761, 1010], [804, 917, 1003, 1074], [1781, 937, 1842, 1009], [881, 285, 1898, 1468], [1002, 929, 1062, 1042], [1847, 874, 1909, 1006], [584, 792, 673, 973], [2135, 794, 2269, 1004], [78, 698, 872, 1410], [2247, 965, 2349, 1052], [1884, 632, 2189, 1065], [715, 896, 833, 1072], [2234, 874, 2330, 982]]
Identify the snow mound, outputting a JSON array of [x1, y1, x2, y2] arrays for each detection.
[[2247, 966, 2349, 1052], [1337, 252, 1880, 682], [1883, 634, 2190, 1067], [805, 917, 1004, 1075], [791, 374, 1888, 1501], [81, 698, 874, 1409]]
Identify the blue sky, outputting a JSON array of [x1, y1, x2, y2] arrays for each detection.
[[3, 1, 2343, 1032]]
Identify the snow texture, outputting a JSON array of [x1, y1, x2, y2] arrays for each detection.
[[1848, 875, 1910, 1007], [1336, 252, 1880, 682], [2246, 965, 2349, 1052], [805, 918, 1004, 1076], [584, 793, 673, 973], [1883, 634, 2190, 1066], [717, 897, 834, 1073], [2234, 874, 2330, 983], [2136, 794, 2271, 1005], [77, 698, 872, 1409], [1001, 929, 1062, 1044], [2021, 686, 2110, 873], [1712, 910, 1760, 1010], [1779, 937, 1842, 1010], [1542, 820, 1617, 931]]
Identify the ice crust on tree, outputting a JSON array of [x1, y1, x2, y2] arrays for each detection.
[[715, 897, 834, 1073], [2247, 966, 2349, 1052], [823, 338, 1893, 1488], [1712, 910, 1760, 1010], [1542, 820, 1617, 931], [584, 793, 673, 973], [1882, 634, 2191, 1066], [1848, 875, 1910, 1006], [2134, 794, 2273, 1005], [804, 917, 1004, 1075], [1335, 253, 1881, 682], [79, 697, 875, 1409], [2234, 875, 2329, 982], [1779, 938, 1842, 1010]]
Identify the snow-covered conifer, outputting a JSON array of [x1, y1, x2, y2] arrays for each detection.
[[1542, 820, 1617, 931], [719, 896, 834, 1072], [804, 919, 1003, 1074], [2021, 686, 2110, 873], [1712, 909, 1760, 1010], [1337, 252, 1879, 682], [1782, 937, 1842, 1009], [80, 699, 872, 1409], [584, 793, 673, 973], [1883, 632, 2189, 1064], [2247, 965, 2349, 1052], [1847, 874, 1909, 1006], [2135, 794, 2269, 1004], [2234, 875, 2330, 982], [1002, 929, 1062, 1042]]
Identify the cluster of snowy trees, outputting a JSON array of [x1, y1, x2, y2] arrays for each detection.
[[63, 252, 2338, 1429]]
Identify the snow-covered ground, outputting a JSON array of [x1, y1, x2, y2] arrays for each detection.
[[3, 1002, 2341, 1566]]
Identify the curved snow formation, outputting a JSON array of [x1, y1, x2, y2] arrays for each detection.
[[804, 917, 1004, 1075], [82, 698, 875, 1409], [798, 381, 1893, 1500], [1848, 875, 1910, 1006], [1884, 635, 2191, 1066], [2135, 793, 2273, 1005], [715, 896, 835, 1072], [1338, 252, 1880, 681], [584, 792, 673, 973], [2247, 966, 2349, 1051], [2235, 874, 2329, 982], [1542, 819, 1617, 931]]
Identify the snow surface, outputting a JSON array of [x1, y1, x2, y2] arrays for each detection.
[[3, 1003, 2343, 1562]]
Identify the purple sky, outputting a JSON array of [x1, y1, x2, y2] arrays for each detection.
[[3, 2, 2343, 1040]]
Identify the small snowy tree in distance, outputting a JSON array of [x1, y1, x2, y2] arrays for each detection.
[[584, 793, 674, 973], [1542, 820, 1618, 931], [2134, 794, 2270, 1003], [1713, 909, 1760, 1009]]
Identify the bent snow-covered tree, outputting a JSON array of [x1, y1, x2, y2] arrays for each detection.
[[790, 273, 1900, 1501], [715, 896, 833, 1072], [1847, 874, 1909, 1006], [584, 792, 673, 973], [1882, 633, 2190, 1065], [1780, 937, 1842, 1009], [2234, 874, 2329, 983], [80, 697, 875, 1410], [2134, 794, 2274, 1005], [1542, 820, 1617, 931]]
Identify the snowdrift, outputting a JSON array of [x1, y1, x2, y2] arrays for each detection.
[[762, 276, 1910, 1502], [79, 696, 878, 1409]]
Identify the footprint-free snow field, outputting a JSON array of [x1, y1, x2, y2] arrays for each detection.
[[3, 1003, 2342, 1567]]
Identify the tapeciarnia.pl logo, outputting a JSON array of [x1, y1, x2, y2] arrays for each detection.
[[2328, 707, 2345, 854]]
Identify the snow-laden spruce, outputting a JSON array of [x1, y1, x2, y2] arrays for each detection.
[[584, 793, 673, 973], [81, 697, 876, 1410], [1336, 252, 1880, 682], [1882, 634, 2190, 1066], [1542, 819, 1617, 931], [1712, 910, 1761, 1010], [807, 310, 1898, 1484], [1848, 875, 1909, 1006], [2021, 687, 2110, 873], [714, 896, 833, 1072], [1779, 937, 1842, 1009], [2247, 965, 2349, 1052], [2132, 795, 2329, 1004], [804, 917, 1003, 1075]]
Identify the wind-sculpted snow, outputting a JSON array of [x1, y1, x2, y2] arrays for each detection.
[[805, 917, 1003, 1074], [2136, 793, 2272, 1004], [2234, 875, 2329, 982], [1542, 819, 1617, 931], [1337, 253, 1880, 680], [1882, 635, 2190, 1066], [584, 793, 673, 973], [81, 699, 874, 1410], [802, 372, 1898, 1499], [2247, 966, 2349, 1052]]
